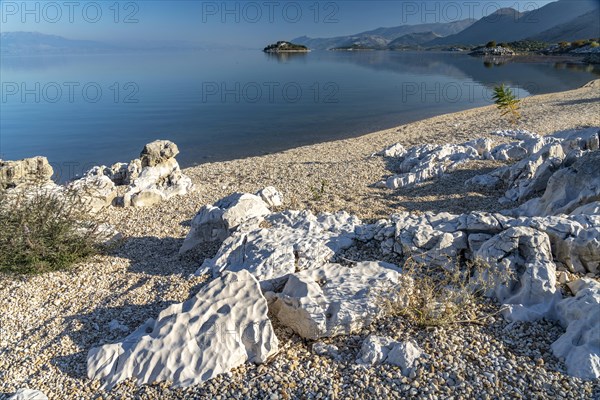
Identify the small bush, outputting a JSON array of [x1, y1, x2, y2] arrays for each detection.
[[379, 257, 510, 327], [492, 84, 521, 125], [590, 42, 600, 48], [486, 41, 497, 48], [0, 187, 102, 274]]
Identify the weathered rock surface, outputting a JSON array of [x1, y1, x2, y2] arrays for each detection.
[[69, 175, 117, 213], [266, 262, 411, 339], [257, 186, 284, 208], [516, 150, 600, 216], [551, 279, 600, 380], [475, 227, 561, 321], [140, 140, 180, 168], [356, 335, 423, 376], [72, 140, 192, 209], [87, 270, 278, 389], [0, 157, 53, 189], [379, 127, 599, 193], [179, 193, 271, 255], [382, 141, 485, 189], [123, 156, 193, 208], [8, 389, 48, 400], [198, 210, 360, 289]]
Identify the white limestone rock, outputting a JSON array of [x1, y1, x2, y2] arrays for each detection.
[[356, 335, 423, 376], [551, 278, 600, 380], [475, 227, 561, 321], [492, 129, 540, 141], [385, 143, 481, 189], [69, 175, 117, 213], [8, 389, 48, 400], [198, 210, 360, 290], [380, 143, 406, 158], [180, 193, 271, 255], [517, 150, 600, 217], [257, 186, 284, 208], [312, 343, 341, 360], [87, 270, 279, 390], [266, 262, 411, 339], [123, 157, 193, 208]]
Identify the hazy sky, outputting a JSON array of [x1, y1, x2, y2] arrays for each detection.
[[0, 0, 570, 47]]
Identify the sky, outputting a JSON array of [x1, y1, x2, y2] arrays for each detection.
[[0, 0, 570, 47]]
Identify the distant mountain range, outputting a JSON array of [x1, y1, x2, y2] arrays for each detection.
[[430, 0, 599, 46], [295, 0, 599, 50], [0, 32, 116, 54], [293, 19, 475, 50], [0, 32, 248, 55]]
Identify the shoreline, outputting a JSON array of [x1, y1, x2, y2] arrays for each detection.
[[177, 79, 600, 222], [1, 80, 599, 399]]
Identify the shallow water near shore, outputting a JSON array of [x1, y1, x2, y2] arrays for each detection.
[[1, 49, 598, 181]]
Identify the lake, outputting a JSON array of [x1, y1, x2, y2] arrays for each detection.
[[1, 50, 598, 181]]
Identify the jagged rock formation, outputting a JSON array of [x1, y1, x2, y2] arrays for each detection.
[[73, 140, 193, 209], [87, 270, 278, 390], [179, 193, 271, 255], [197, 210, 360, 290], [378, 127, 599, 192], [0, 156, 53, 189]]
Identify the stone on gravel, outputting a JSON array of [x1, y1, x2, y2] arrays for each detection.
[[140, 140, 180, 168], [266, 262, 411, 339], [180, 193, 271, 255], [0, 157, 54, 189], [257, 186, 284, 207], [8, 389, 48, 400], [356, 335, 423, 376], [551, 278, 600, 380], [87, 270, 279, 390]]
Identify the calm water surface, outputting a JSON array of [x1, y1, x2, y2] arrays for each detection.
[[1, 50, 598, 180]]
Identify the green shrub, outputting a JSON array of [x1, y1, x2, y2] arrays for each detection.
[[492, 84, 521, 125], [590, 42, 600, 48], [486, 41, 497, 48], [0, 187, 102, 274]]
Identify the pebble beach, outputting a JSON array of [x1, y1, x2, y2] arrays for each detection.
[[1, 80, 600, 399]]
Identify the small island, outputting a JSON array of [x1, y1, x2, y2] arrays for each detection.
[[263, 41, 310, 53]]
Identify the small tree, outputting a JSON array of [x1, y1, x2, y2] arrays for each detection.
[[492, 84, 521, 125], [486, 41, 497, 48]]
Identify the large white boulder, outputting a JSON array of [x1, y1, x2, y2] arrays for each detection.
[[266, 261, 411, 339], [198, 210, 360, 290], [517, 150, 600, 216], [124, 157, 193, 207], [475, 227, 561, 321], [179, 193, 271, 255], [551, 279, 600, 380], [69, 175, 117, 213], [87, 270, 279, 389]]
